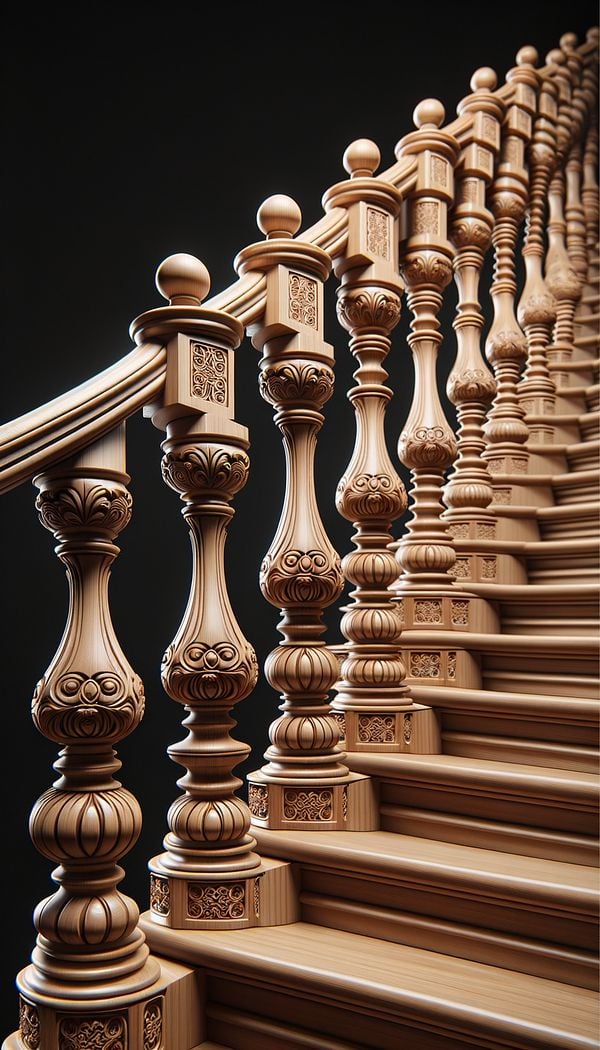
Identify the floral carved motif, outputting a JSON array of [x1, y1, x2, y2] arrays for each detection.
[[403, 713, 413, 746], [449, 558, 471, 579], [447, 367, 495, 403], [161, 640, 258, 703], [448, 652, 457, 679], [451, 220, 491, 250], [431, 157, 448, 187], [330, 711, 346, 739], [493, 488, 512, 505], [19, 999, 40, 1050], [412, 201, 439, 234], [358, 715, 395, 743], [36, 482, 132, 539], [260, 548, 343, 607], [187, 882, 246, 920], [58, 1016, 126, 1050], [283, 789, 333, 821], [161, 446, 249, 499], [336, 472, 406, 520], [337, 289, 401, 332], [254, 877, 261, 917], [190, 343, 228, 404], [491, 193, 526, 222], [451, 600, 469, 626], [402, 253, 453, 290], [398, 426, 457, 469], [260, 362, 334, 408], [143, 999, 163, 1050], [32, 670, 143, 744], [409, 652, 441, 678], [477, 523, 496, 538], [448, 523, 469, 538], [288, 272, 317, 328], [366, 207, 390, 259], [414, 600, 443, 624], [481, 557, 497, 579], [150, 874, 170, 916], [248, 784, 269, 820]]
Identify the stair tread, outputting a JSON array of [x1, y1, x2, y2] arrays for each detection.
[[401, 629, 599, 655], [409, 681, 600, 717], [253, 827, 598, 904], [537, 501, 598, 518], [142, 919, 599, 1048], [345, 751, 599, 799]]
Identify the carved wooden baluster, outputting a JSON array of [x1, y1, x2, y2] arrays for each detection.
[[561, 34, 588, 282], [444, 68, 502, 561], [544, 49, 582, 389], [235, 195, 377, 830], [14, 426, 161, 1049], [518, 53, 559, 431], [581, 30, 599, 257], [394, 100, 459, 596], [321, 140, 438, 754], [130, 254, 297, 929], [483, 46, 538, 478]]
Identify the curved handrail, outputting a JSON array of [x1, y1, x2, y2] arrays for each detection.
[[0, 37, 594, 495]]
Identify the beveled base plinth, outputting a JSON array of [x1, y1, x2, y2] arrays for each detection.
[[247, 771, 378, 831], [331, 703, 441, 754], [148, 855, 299, 930], [395, 591, 499, 633], [5, 957, 190, 1050]]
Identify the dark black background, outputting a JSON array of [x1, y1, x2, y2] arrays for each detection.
[[1, 3, 596, 1033]]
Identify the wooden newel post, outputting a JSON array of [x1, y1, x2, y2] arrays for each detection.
[[235, 196, 377, 830], [443, 68, 502, 560], [11, 425, 162, 1050], [131, 254, 298, 930], [322, 139, 439, 754]]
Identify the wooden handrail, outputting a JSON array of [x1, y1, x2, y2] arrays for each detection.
[[0, 35, 593, 496]]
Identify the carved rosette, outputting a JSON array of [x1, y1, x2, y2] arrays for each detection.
[[151, 435, 261, 904], [22, 460, 156, 1009]]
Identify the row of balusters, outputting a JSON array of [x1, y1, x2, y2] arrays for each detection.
[[12, 30, 599, 1050]]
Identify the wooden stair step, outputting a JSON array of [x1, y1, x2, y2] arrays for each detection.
[[579, 410, 599, 440], [566, 437, 600, 470], [141, 919, 600, 1050], [536, 501, 599, 539], [575, 307, 600, 323], [441, 731, 598, 773], [573, 333, 600, 350], [345, 752, 599, 837], [482, 667, 598, 698], [551, 467, 599, 503], [525, 536, 599, 581]]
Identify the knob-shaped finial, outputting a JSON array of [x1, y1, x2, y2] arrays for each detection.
[[155, 253, 210, 306], [343, 138, 380, 178], [413, 98, 445, 129], [587, 26, 599, 44], [516, 45, 538, 67], [470, 66, 497, 92], [546, 47, 566, 66], [257, 194, 302, 239], [560, 32, 578, 50]]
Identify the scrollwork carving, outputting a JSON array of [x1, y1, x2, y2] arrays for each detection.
[[283, 789, 333, 821], [336, 472, 406, 520], [336, 289, 401, 332], [19, 999, 40, 1050], [36, 482, 132, 539], [187, 882, 246, 920], [161, 640, 258, 703], [398, 425, 457, 469], [58, 1015, 127, 1050], [143, 999, 163, 1050], [358, 715, 395, 743], [248, 784, 269, 820], [150, 875, 170, 916], [447, 367, 496, 402], [260, 548, 343, 607], [161, 445, 249, 499], [259, 362, 334, 408], [409, 652, 441, 678]]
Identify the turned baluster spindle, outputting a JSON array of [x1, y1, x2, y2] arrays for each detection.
[[581, 29, 599, 256], [131, 254, 281, 930], [394, 99, 459, 588], [322, 140, 438, 754], [484, 47, 538, 477], [235, 195, 376, 829], [518, 52, 559, 425], [544, 49, 582, 379], [16, 425, 160, 1046], [561, 34, 588, 281], [444, 68, 501, 547]]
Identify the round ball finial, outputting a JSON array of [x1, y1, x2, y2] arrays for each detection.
[[470, 66, 497, 91], [413, 98, 445, 129], [587, 26, 599, 44], [516, 45, 538, 67], [257, 194, 302, 239], [155, 253, 210, 306], [343, 138, 381, 178], [560, 32, 578, 49], [546, 47, 566, 66]]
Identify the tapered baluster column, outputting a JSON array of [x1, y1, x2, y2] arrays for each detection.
[[443, 68, 501, 571], [561, 34, 588, 281], [581, 31, 599, 256], [544, 50, 582, 390], [321, 139, 439, 753], [236, 196, 377, 829], [518, 57, 559, 429], [484, 47, 538, 481], [12, 425, 161, 1050], [131, 254, 298, 928]]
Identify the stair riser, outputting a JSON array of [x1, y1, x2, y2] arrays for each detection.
[[482, 670, 599, 697], [442, 732, 598, 773], [501, 618, 598, 636], [439, 709, 597, 747], [206, 979, 486, 1050], [538, 517, 598, 539], [380, 805, 597, 866], [301, 892, 597, 991], [483, 654, 599, 688]]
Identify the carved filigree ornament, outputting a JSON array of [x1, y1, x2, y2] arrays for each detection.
[[260, 548, 343, 606], [150, 874, 170, 916], [187, 882, 246, 920], [358, 715, 395, 743], [398, 426, 457, 469], [336, 472, 407, 519], [161, 446, 249, 498], [161, 640, 258, 703], [283, 788, 333, 821], [288, 272, 318, 328], [248, 784, 269, 820], [190, 343, 228, 404], [32, 671, 143, 743], [58, 1015, 127, 1050], [259, 362, 334, 408], [19, 999, 40, 1050], [143, 999, 163, 1050], [36, 483, 132, 538], [336, 289, 401, 332]]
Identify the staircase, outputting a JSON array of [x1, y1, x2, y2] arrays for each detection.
[[1, 28, 599, 1050], [134, 255, 599, 1048]]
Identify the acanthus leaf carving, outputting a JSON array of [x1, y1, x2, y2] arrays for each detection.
[[402, 252, 453, 289], [36, 482, 132, 539], [259, 361, 334, 408], [161, 445, 249, 499], [336, 289, 401, 332]]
